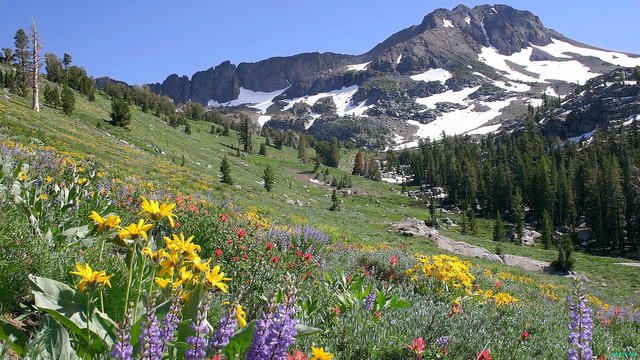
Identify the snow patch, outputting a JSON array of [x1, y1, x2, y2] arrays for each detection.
[[208, 87, 287, 114], [306, 114, 322, 130], [442, 18, 454, 28], [397, 98, 516, 148], [346, 62, 371, 71], [410, 68, 452, 84], [544, 87, 559, 98], [257, 115, 272, 127], [467, 124, 502, 135], [396, 54, 403, 64], [624, 114, 640, 126], [465, 16, 471, 25], [568, 129, 597, 143], [415, 86, 479, 109], [282, 85, 371, 117], [532, 39, 640, 68], [473, 72, 530, 92]]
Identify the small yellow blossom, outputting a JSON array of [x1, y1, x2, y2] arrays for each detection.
[[205, 265, 231, 293], [77, 178, 88, 185], [89, 211, 122, 233], [46, 176, 53, 183], [310, 347, 334, 360], [159, 252, 179, 277], [237, 305, 247, 328], [139, 196, 177, 227], [172, 266, 193, 287], [70, 263, 113, 293], [18, 171, 28, 181], [192, 256, 210, 273], [155, 277, 171, 289], [118, 219, 153, 242], [39, 194, 49, 200], [164, 233, 200, 260]]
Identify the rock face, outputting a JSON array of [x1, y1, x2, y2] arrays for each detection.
[[147, 4, 565, 105], [392, 217, 438, 237]]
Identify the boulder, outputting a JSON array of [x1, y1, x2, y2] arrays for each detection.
[[392, 217, 438, 237]]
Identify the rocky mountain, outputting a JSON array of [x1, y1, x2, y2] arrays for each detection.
[[147, 4, 640, 149]]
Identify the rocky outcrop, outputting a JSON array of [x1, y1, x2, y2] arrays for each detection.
[[213, 61, 239, 103], [190, 67, 215, 104]]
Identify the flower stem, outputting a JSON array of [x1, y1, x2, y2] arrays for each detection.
[[123, 248, 135, 319], [133, 258, 146, 320], [98, 236, 106, 263], [86, 293, 92, 341]]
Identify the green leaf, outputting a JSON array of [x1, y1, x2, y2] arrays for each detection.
[[40, 315, 79, 360], [295, 323, 322, 338], [0, 318, 28, 356], [28, 275, 116, 350], [222, 321, 255, 359]]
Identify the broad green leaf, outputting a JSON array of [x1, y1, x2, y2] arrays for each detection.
[[222, 321, 255, 359], [294, 323, 322, 338], [40, 315, 79, 360]]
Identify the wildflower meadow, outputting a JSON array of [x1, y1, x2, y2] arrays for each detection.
[[0, 141, 639, 359]]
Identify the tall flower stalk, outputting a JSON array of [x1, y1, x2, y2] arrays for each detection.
[[186, 298, 211, 360], [247, 293, 298, 360], [568, 283, 594, 360]]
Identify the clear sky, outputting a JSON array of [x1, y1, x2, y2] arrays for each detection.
[[2, 1, 639, 85]]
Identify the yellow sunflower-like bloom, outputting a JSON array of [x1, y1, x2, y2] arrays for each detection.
[[70, 263, 113, 293], [172, 266, 193, 287], [139, 196, 177, 227], [159, 252, 179, 277], [164, 233, 201, 260], [310, 347, 334, 360], [205, 265, 231, 293], [77, 178, 88, 185], [118, 219, 153, 242], [236, 305, 247, 328], [89, 211, 122, 233], [191, 256, 210, 274], [155, 277, 171, 289]]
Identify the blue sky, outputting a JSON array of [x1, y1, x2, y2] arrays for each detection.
[[2, 1, 639, 85]]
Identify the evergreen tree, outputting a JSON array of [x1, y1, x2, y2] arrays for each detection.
[[238, 115, 252, 153], [492, 211, 504, 242], [223, 121, 230, 136], [259, 142, 267, 156], [44, 53, 63, 83], [512, 187, 525, 242], [263, 164, 275, 191], [429, 198, 438, 227], [352, 149, 365, 176], [184, 120, 192, 135], [62, 53, 72, 69], [220, 156, 233, 185], [298, 135, 308, 163], [554, 236, 575, 272], [1, 48, 12, 64], [329, 189, 341, 211], [110, 97, 132, 127], [61, 85, 75, 115], [541, 210, 554, 250], [13, 28, 29, 96]]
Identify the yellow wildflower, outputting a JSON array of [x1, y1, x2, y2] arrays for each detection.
[[39, 194, 48, 200], [46, 176, 53, 183], [236, 305, 247, 328], [310, 347, 334, 360], [164, 233, 200, 259], [159, 252, 179, 277], [173, 266, 193, 287], [155, 277, 171, 289], [139, 196, 177, 227], [89, 211, 122, 233], [69, 263, 113, 293], [494, 292, 519, 306], [205, 265, 231, 293], [18, 171, 27, 181], [118, 219, 153, 242], [77, 178, 88, 185], [192, 256, 210, 273]]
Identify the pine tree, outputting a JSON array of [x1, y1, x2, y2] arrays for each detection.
[[184, 120, 192, 135], [492, 211, 504, 242], [110, 97, 132, 127], [512, 187, 525, 242], [259, 142, 267, 156], [263, 164, 274, 191], [1, 48, 12, 64], [541, 210, 554, 249], [298, 135, 308, 163], [223, 121, 230, 136], [238, 115, 252, 153], [352, 149, 365, 176], [554, 236, 574, 272], [429, 198, 438, 227], [329, 189, 341, 211], [13, 28, 29, 96], [61, 85, 75, 115], [220, 156, 233, 185]]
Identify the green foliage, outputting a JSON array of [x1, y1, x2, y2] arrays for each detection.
[[110, 97, 132, 127], [263, 164, 274, 191], [512, 188, 525, 242], [238, 115, 252, 153], [44, 84, 62, 109], [492, 211, 504, 242], [329, 189, 341, 211], [61, 85, 75, 115], [541, 210, 553, 250], [298, 135, 308, 163], [220, 155, 233, 185], [352, 149, 365, 176], [554, 236, 575, 271], [259, 142, 267, 156], [184, 120, 192, 135], [314, 138, 340, 168]]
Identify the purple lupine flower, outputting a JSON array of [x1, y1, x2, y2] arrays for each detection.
[[111, 312, 133, 360], [436, 336, 450, 348], [247, 296, 297, 360], [160, 295, 182, 354], [186, 302, 210, 360], [568, 285, 594, 360], [364, 291, 376, 311], [209, 306, 238, 351], [139, 304, 163, 360]]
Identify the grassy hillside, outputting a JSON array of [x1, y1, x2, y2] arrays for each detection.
[[0, 81, 638, 303]]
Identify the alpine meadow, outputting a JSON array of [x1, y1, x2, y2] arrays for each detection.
[[1, 3, 640, 359]]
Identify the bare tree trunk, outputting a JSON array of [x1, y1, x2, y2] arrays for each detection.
[[31, 20, 40, 112]]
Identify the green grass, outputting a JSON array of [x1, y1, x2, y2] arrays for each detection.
[[1, 83, 638, 304]]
